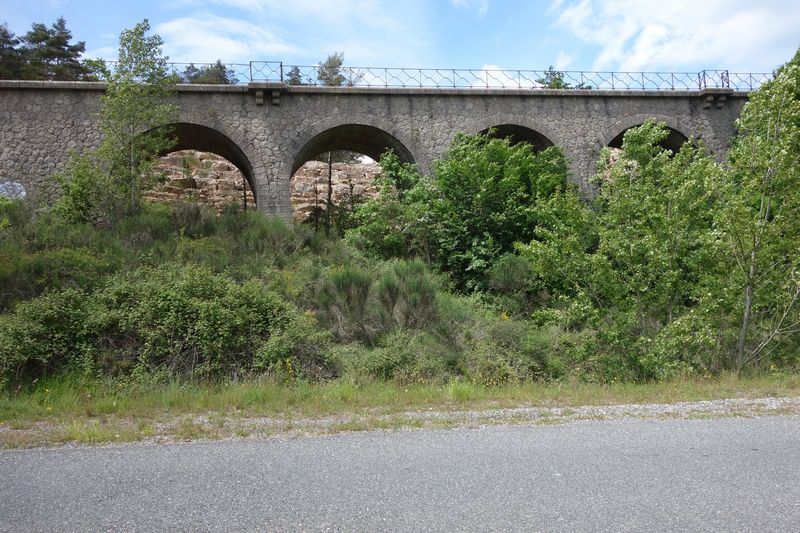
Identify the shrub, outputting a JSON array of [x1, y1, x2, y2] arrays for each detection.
[[0, 247, 115, 311], [0, 288, 91, 387], [90, 264, 292, 378], [374, 259, 438, 330], [317, 264, 373, 341]]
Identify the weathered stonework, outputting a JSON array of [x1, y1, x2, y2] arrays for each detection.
[[146, 151, 380, 221], [146, 150, 256, 212], [290, 161, 380, 223], [0, 81, 746, 218]]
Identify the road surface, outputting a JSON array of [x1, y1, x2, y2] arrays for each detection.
[[2, 416, 799, 531]]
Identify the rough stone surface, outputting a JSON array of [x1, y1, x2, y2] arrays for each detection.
[[290, 160, 380, 223], [146, 150, 256, 212], [0, 82, 747, 218], [146, 151, 380, 221]]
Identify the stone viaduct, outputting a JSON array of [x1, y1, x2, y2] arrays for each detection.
[[0, 80, 746, 218]]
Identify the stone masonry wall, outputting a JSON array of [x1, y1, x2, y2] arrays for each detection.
[[0, 82, 747, 219]]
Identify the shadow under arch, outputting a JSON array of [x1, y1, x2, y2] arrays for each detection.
[[149, 122, 257, 205], [291, 124, 415, 175], [607, 124, 689, 153], [480, 124, 555, 151]]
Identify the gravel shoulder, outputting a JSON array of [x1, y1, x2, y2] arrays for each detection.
[[2, 395, 799, 448]]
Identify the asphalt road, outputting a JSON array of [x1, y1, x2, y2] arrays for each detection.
[[2, 416, 799, 532]]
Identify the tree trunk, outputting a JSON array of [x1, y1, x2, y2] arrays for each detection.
[[736, 255, 756, 372], [325, 151, 333, 235]]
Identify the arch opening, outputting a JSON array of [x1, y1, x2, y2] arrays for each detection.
[[291, 124, 415, 176], [480, 124, 554, 152], [290, 124, 415, 225], [607, 125, 688, 153], [147, 123, 257, 211]]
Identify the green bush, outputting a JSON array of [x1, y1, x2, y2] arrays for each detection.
[[0, 248, 115, 311], [0, 288, 91, 387], [317, 264, 373, 341], [374, 259, 438, 330], [90, 264, 292, 378]]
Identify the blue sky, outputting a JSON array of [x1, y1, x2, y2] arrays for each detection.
[[3, 0, 799, 73]]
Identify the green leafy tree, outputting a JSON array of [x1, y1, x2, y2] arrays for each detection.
[[350, 132, 570, 291], [57, 19, 178, 224], [0, 23, 23, 79], [718, 49, 800, 371], [517, 121, 726, 379]]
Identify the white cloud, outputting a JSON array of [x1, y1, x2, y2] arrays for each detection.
[[555, 51, 572, 70], [155, 14, 297, 63], [158, 0, 433, 67], [551, 0, 800, 72]]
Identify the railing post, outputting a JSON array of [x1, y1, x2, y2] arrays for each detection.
[[611, 72, 615, 90], [280, 62, 283, 83], [453, 69, 456, 88], [249, 61, 253, 82], [641, 72, 645, 90]]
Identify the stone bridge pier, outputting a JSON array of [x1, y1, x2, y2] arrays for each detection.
[[0, 80, 746, 218]]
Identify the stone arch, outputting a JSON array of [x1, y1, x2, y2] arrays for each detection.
[[601, 114, 690, 153], [465, 114, 564, 150], [147, 122, 258, 204], [479, 124, 555, 151], [289, 122, 416, 176]]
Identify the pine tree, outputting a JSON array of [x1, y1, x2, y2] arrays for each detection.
[[20, 17, 92, 80], [0, 23, 22, 79]]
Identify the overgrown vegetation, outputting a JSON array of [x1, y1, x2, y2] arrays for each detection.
[[1, 23, 798, 397]]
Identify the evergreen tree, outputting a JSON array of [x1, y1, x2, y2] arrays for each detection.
[[317, 52, 345, 86], [20, 17, 92, 80], [286, 65, 303, 85], [0, 23, 22, 79], [182, 60, 237, 84]]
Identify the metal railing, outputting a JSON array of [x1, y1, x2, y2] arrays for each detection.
[[89, 60, 772, 91]]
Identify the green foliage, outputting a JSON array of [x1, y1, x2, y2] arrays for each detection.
[[0, 288, 91, 387], [182, 60, 238, 84], [374, 259, 438, 330], [317, 265, 373, 341], [536, 65, 590, 90], [349, 134, 569, 291], [346, 150, 432, 259], [17, 17, 99, 81], [719, 51, 800, 370], [0, 263, 317, 386], [56, 19, 178, 225], [0, 23, 23, 79], [317, 52, 345, 86], [0, 247, 114, 311]]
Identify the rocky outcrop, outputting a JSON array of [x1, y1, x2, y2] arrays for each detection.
[[290, 161, 381, 223], [146, 150, 255, 212], [146, 151, 382, 221]]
